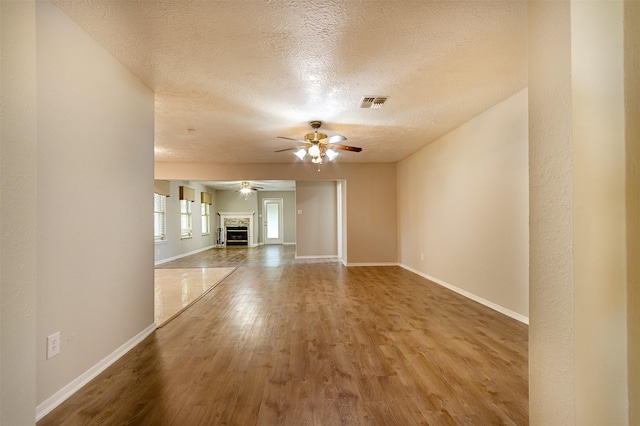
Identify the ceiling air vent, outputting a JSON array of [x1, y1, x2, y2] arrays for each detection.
[[359, 96, 389, 109]]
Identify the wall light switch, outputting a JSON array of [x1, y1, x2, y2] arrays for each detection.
[[297, 210, 302, 215]]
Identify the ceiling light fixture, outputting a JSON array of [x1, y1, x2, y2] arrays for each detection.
[[294, 142, 339, 168], [276, 121, 362, 171], [239, 181, 253, 195], [294, 148, 307, 160]]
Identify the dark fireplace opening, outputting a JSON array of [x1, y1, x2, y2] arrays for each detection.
[[226, 226, 248, 246]]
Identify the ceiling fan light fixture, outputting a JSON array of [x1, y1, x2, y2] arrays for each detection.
[[308, 144, 321, 158], [239, 181, 253, 195], [294, 148, 307, 160], [326, 148, 338, 161], [275, 121, 361, 169]]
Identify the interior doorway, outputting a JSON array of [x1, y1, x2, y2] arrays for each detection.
[[262, 198, 284, 245]]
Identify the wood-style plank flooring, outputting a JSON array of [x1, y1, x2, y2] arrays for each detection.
[[38, 245, 528, 425]]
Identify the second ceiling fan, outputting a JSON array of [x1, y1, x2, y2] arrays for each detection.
[[276, 121, 362, 165]]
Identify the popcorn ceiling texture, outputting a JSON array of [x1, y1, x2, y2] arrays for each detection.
[[52, 0, 527, 164]]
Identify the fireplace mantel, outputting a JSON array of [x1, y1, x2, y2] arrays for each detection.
[[218, 212, 256, 247]]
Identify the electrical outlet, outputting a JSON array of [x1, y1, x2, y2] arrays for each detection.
[[421, 253, 424, 261], [47, 332, 61, 359]]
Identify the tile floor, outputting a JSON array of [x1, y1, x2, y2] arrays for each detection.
[[154, 267, 236, 326]]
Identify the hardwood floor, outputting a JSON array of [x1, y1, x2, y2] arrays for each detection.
[[38, 246, 528, 425]]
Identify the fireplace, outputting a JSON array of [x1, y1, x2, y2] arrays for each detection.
[[218, 212, 254, 247], [226, 226, 248, 246]]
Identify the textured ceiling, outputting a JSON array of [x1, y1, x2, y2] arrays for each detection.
[[53, 0, 527, 164]]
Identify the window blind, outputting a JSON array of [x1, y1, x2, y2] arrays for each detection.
[[154, 193, 166, 241]]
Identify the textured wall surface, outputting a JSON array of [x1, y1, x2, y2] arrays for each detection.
[[0, 2, 38, 424], [397, 89, 529, 319], [529, 1, 630, 424], [528, 2, 576, 424], [36, 0, 155, 406], [296, 181, 338, 257], [571, 2, 627, 423], [625, 1, 640, 423]]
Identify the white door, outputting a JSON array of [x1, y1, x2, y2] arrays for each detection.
[[263, 198, 284, 245]]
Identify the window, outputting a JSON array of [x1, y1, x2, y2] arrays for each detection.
[[201, 203, 211, 235], [180, 199, 192, 238], [154, 193, 166, 241]]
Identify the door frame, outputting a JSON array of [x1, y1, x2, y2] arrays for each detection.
[[262, 197, 284, 245]]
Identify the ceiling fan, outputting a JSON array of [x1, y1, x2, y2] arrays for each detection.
[[275, 121, 362, 165], [238, 181, 262, 194]]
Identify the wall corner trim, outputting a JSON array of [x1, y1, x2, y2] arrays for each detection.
[[399, 264, 529, 325], [35, 323, 157, 422]]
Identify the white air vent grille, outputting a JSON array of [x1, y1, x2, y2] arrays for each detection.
[[360, 96, 389, 109]]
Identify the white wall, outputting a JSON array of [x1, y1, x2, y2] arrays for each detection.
[[35, 0, 154, 411], [155, 180, 216, 263], [397, 89, 529, 320], [295, 181, 338, 257]]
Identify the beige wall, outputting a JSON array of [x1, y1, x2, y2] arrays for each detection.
[[216, 186, 259, 215], [397, 89, 529, 319], [528, 2, 575, 422], [1, 1, 38, 424], [571, 2, 628, 423], [296, 181, 337, 257], [155, 162, 398, 264], [36, 0, 155, 409], [625, 1, 640, 423], [529, 1, 630, 424]]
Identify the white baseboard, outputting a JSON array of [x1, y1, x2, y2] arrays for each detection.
[[257, 242, 296, 246], [399, 264, 529, 325], [154, 245, 215, 265], [35, 323, 157, 421], [346, 262, 399, 267], [294, 254, 339, 260]]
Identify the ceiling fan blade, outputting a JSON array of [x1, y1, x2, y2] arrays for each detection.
[[331, 144, 362, 153], [277, 136, 307, 143], [275, 147, 298, 152], [325, 134, 347, 144]]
